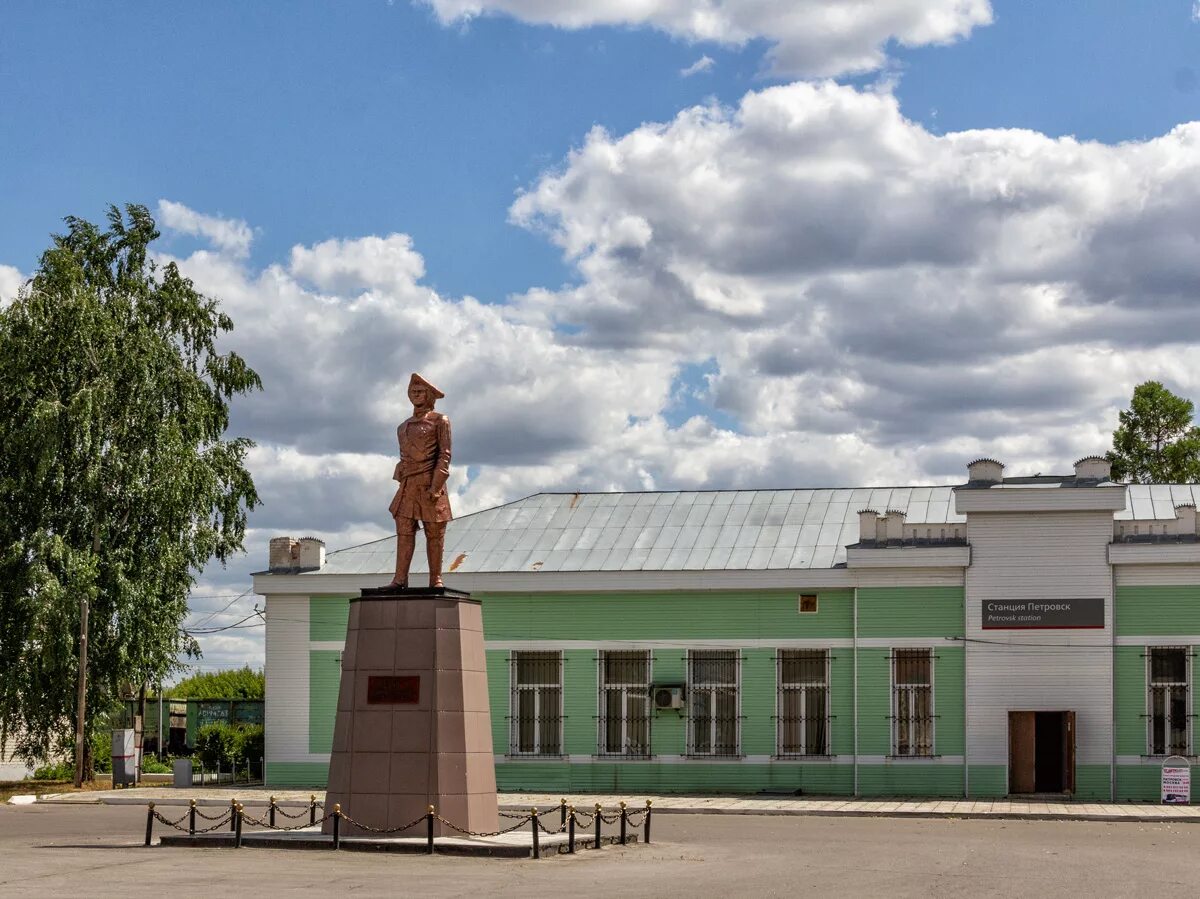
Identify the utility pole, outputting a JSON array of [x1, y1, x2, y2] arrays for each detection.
[[73, 594, 89, 787]]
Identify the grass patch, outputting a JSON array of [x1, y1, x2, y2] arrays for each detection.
[[0, 779, 107, 803]]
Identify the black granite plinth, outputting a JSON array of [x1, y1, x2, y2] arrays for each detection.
[[357, 584, 473, 601]]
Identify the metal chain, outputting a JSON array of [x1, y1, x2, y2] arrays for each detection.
[[273, 804, 320, 820], [435, 814, 532, 838], [535, 816, 569, 835], [152, 810, 233, 834], [151, 809, 191, 828], [192, 806, 232, 821], [336, 812, 429, 836], [240, 811, 331, 832]]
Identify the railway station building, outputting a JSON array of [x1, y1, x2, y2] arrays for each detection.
[[255, 456, 1200, 800]]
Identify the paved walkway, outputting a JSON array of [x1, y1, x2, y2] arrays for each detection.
[[28, 786, 1200, 822]]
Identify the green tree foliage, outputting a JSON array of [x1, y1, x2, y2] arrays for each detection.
[[0, 205, 261, 770], [167, 666, 264, 700], [1107, 381, 1200, 484], [194, 722, 264, 769]]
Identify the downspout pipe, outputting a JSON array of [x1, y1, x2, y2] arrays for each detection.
[[853, 586, 859, 798]]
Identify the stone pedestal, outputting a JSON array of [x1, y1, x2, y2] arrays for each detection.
[[322, 587, 498, 837]]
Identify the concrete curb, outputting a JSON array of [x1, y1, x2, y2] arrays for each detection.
[[33, 792, 1200, 823]]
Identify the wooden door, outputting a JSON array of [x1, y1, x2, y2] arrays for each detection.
[[1008, 711, 1036, 794], [1063, 711, 1076, 795]]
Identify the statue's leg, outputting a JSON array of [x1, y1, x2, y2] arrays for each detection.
[[392, 517, 417, 587], [425, 520, 447, 588]]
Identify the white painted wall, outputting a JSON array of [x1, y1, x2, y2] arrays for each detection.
[[964, 511, 1115, 774], [264, 595, 316, 766]]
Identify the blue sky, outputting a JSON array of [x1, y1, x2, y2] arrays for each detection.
[[3, 2, 1197, 300], [3, 1, 1200, 669]]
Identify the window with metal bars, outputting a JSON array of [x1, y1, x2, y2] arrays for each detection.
[[509, 651, 562, 757], [777, 649, 829, 757], [891, 649, 933, 757], [1148, 646, 1190, 756], [598, 650, 651, 758], [687, 649, 740, 757]]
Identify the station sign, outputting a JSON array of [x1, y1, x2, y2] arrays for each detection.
[[981, 598, 1104, 630]]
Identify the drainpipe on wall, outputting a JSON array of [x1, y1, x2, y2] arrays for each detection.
[[1111, 563, 1117, 802], [853, 586, 859, 797]]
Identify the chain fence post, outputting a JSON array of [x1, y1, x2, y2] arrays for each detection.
[[594, 803, 602, 849], [567, 806, 576, 854], [426, 805, 435, 855], [145, 802, 155, 847], [644, 799, 652, 844], [332, 803, 341, 850], [310, 794, 317, 826], [229, 798, 237, 833], [269, 796, 276, 828], [530, 808, 540, 860], [560, 798, 567, 828], [235, 803, 244, 848], [189, 799, 196, 836], [619, 801, 627, 845]]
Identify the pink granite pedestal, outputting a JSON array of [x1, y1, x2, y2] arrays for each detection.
[[322, 587, 499, 838]]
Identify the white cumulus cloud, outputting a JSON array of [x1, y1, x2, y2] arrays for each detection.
[[419, 0, 993, 77], [157, 199, 254, 258], [0, 264, 24, 308], [680, 55, 715, 77]]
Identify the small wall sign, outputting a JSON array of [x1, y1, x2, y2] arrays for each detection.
[[1162, 756, 1191, 804], [981, 598, 1104, 630], [366, 675, 420, 705]]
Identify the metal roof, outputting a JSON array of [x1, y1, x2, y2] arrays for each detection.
[[313, 486, 966, 576], [296, 483, 1200, 578]]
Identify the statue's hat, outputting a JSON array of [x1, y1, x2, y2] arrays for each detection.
[[409, 372, 445, 400]]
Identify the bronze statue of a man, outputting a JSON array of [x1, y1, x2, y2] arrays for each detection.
[[389, 373, 452, 588]]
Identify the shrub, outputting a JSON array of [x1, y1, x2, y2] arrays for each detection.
[[140, 755, 173, 774], [31, 760, 74, 781], [195, 722, 264, 770]]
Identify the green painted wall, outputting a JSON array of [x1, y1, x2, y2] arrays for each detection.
[[494, 762, 854, 795], [266, 762, 330, 787], [290, 589, 980, 797], [1114, 646, 1145, 757], [309, 650, 341, 754], [854, 646, 964, 758], [479, 589, 854, 640], [968, 764, 1006, 798], [1117, 585, 1200, 635], [858, 765, 963, 798], [857, 587, 965, 638], [310, 596, 352, 642], [1117, 765, 1200, 802]]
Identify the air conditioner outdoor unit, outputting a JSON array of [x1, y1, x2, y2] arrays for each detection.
[[653, 687, 685, 710]]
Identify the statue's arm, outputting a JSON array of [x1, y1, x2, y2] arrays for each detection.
[[431, 415, 452, 495]]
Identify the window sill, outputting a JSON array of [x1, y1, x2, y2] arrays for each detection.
[[885, 754, 939, 760], [683, 754, 744, 761], [773, 754, 835, 761], [504, 754, 567, 761], [594, 753, 654, 761]]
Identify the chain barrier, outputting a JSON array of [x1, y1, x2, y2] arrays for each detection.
[[336, 812, 428, 836], [434, 814, 532, 838], [192, 806, 232, 821], [151, 808, 233, 835], [272, 804, 321, 820], [240, 810, 333, 832], [145, 798, 653, 850]]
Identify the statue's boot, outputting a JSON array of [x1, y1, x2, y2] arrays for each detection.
[[392, 530, 415, 587], [427, 525, 445, 588]]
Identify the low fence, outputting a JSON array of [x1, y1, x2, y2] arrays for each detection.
[[145, 797, 652, 858], [188, 756, 264, 786]]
